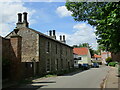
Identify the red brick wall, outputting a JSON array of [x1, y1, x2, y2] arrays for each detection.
[[2, 37, 11, 80], [10, 36, 22, 81], [2, 36, 23, 81]]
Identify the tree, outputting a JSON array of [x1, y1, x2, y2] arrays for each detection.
[[66, 2, 120, 53], [79, 43, 90, 48]]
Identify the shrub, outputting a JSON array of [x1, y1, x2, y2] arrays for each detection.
[[108, 62, 116, 67], [106, 57, 112, 63]]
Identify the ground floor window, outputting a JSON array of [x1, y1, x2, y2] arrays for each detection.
[[46, 59, 51, 72], [55, 59, 58, 70], [61, 59, 63, 70], [25, 62, 33, 68], [74, 61, 77, 64]]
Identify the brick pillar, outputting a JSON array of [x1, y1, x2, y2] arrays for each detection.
[[10, 35, 22, 81]]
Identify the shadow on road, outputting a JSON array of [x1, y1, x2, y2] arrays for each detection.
[[2, 81, 56, 90], [2, 85, 47, 90], [32, 81, 56, 83]]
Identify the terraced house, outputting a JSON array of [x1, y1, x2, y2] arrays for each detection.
[[2, 12, 74, 81]]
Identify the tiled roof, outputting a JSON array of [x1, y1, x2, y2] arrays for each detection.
[[73, 47, 88, 55], [94, 54, 101, 58]]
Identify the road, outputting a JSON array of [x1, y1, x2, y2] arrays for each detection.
[[22, 65, 110, 89]]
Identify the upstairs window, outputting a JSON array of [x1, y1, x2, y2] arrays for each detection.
[[56, 44, 57, 54], [61, 59, 63, 70], [55, 59, 59, 70], [66, 48, 67, 55], [60, 45, 63, 55], [78, 57, 82, 60], [46, 42, 50, 53], [74, 57, 82, 60]]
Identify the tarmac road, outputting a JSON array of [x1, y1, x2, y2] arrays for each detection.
[[29, 65, 110, 89]]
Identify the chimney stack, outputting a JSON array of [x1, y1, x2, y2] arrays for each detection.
[[17, 13, 22, 23], [63, 35, 66, 43], [53, 30, 55, 36], [23, 12, 29, 27], [60, 35, 62, 41], [49, 30, 52, 36], [23, 12, 28, 23], [16, 12, 29, 28], [52, 30, 56, 39]]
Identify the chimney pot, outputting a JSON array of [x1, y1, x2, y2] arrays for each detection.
[[49, 30, 52, 36], [17, 13, 22, 23], [63, 35, 66, 43], [60, 35, 62, 41], [23, 12, 28, 23], [53, 30, 55, 36]]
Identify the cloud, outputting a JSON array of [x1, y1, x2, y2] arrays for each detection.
[[56, 6, 72, 17], [55, 23, 98, 50], [0, 1, 36, 37]]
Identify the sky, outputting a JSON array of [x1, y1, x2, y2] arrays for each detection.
[[0, 0, 98, 50]]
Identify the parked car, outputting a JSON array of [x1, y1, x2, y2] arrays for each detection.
[[92, 63, 99, 68], [82, 63, 90, 70]]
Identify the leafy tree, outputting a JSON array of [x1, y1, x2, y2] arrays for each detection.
[[73, 43, 90, 48], [73, 45, 78, 47], [66, 2, 120, 53], [79, 43, 90, 48]]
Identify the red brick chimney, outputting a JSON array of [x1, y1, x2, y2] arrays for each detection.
[[16, 12, 29, 28]]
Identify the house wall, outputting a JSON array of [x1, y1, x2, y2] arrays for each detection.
[[77, 54, 91, 65], [6, 28, 39, 77], [2, 38, 11, 61], [101, 52, 111, 60], [6, 28, 39, 62], [39, 35, 73, 75], [2, 37, 11, 80], [74, 55, 89, 66], [87, 50, 92, 65], [2, 36, 23, 81], [78, 55, 88, 64], [74, 60, 79, 68], [5, 28, 74, 77], [73, 54, 79, 68], [101, 52, 111, 64]]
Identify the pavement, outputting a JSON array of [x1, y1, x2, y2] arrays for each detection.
[[103, 66, 119, 90]]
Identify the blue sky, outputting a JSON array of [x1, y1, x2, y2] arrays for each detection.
[[0, 1, 98, 49], [24, 2, 80, 34]]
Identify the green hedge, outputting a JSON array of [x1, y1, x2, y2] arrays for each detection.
[[108, 62, 118, 67]]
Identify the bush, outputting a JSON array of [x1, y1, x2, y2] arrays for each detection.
[[108, 62, 117, 67], [106, 57, 112, 63]]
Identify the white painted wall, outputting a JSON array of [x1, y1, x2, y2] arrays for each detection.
[[73, 49, 92, 68]]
